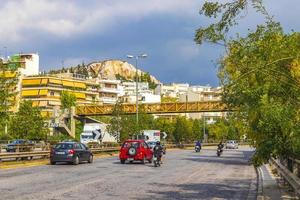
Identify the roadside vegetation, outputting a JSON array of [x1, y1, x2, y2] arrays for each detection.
[[107, 101, 242, 143], [196, 0, 300, 165]]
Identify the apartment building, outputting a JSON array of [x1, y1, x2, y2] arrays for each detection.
[[121, 81, 161, 104], [155, 83, 189, 98], [179, 86, 224, 123], [21, 75, 101, 116], [98, 79, 121, 104]]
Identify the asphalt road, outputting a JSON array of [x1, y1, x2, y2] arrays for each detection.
[[0, 147, 256, 200]]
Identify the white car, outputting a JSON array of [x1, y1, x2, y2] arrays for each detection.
[[225, 140, 239, 149]]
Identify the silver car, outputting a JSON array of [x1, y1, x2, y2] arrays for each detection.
[[225, 140, 239, 149]]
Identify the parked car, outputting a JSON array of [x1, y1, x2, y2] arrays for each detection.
[[6, 139, 34, 152], [50, 142, 93, 165], [119, 140, 153, 164], [225, 140, 239, 149]]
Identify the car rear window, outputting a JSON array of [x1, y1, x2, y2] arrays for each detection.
[[122, 142, 140, 148], [55, 143, 74, 149]]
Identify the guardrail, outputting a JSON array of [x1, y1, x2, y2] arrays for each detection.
[[270, 157, 300, 197], [0, 143, 219, 162]]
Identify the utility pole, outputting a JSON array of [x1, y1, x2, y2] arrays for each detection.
[[126, 54, 147, 129], [203, 114, 206, 143]]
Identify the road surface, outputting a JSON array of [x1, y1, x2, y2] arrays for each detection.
[[0, 147, 256, 200]]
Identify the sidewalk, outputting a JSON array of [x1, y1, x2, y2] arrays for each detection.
[[257, 164, 298, 200], [257, 164, 282, 199]]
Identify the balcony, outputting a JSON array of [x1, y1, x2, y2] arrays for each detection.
[[100, 97, 118, 104], [99, 87, 120, 94]]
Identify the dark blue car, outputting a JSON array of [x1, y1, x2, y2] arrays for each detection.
[[50, 142, 93, 165]]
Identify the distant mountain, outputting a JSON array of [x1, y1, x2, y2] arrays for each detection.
[[87, 60, 161, 84]]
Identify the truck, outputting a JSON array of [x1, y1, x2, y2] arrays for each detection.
[[136, 130, 161, 142], [80, 123, 117, 144]]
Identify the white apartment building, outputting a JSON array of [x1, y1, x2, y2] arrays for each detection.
[[18, 53, 39, 76], [155, 83, 189, 98], [98, 79, 121, 104], [121, 81, 161, 104], [121, 82, 150, 95], [179, 86, 224, 123]]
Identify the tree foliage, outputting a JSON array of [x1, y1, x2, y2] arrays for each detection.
[[173, 117, 193, 143], [0, 60, 19, 134], [195, 0, 271, 45], [208, 114, 247, 141], [196, 0, 300, 165], [108, 102, 208, 143], [10, 101, 49, 140], [61, 91, 77, 109]]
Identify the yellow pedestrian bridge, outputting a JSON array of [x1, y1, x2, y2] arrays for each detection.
[[76, 101, 228, 116]]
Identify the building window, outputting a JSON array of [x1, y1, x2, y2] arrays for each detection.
[[50, 91, 54, 96]]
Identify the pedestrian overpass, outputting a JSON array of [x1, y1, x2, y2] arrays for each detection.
[[76, 101, 228, 116]]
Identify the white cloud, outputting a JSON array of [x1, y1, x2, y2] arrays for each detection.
[[0, 0, 199, 44]]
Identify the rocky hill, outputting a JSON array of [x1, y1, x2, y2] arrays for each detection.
[[87, 60, 160, 84]]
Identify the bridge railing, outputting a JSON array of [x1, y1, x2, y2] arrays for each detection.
[[270, 157, 300, 197], [76, 101, 228, 116]]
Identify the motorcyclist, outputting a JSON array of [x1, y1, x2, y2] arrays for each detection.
[[153, 141, 163, 163], [195, 140, 201, 152], [195, 140, 201, 148], [217, 141, 224, 152]]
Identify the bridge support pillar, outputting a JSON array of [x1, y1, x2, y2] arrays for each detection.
[[70, 107, 76, 138]]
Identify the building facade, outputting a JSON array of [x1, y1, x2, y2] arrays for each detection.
[[121, 81, 161, 104], [179, 86, 224, 123], [155, 83, 189, 98]]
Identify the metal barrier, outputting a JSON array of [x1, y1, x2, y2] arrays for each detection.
[[0, 143, 220, 162], [270, 157, 300, 197]]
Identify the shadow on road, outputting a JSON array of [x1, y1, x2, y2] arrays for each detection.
[[183, 150, 254, 166], [133, 180, 254, 200]]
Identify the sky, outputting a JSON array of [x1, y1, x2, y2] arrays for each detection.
[[0, 0, 299, 86]]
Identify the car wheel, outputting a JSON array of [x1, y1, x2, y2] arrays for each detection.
[[120, 159, 125, 164], [148, 159, 152, 163], [50, 160, 56, 165], [88, 155, 93, 163], [73, 156, 79, 165]]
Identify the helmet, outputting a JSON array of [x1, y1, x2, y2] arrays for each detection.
[[156, 141, 160, 145]]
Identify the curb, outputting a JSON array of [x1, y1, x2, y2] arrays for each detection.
[[256, 166, 264, 200], [246, 166, 259, 200]]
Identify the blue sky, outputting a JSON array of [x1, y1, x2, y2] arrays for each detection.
[[0, 0, 299, 86]]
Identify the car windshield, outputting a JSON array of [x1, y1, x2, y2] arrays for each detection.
[[122, 142, 140, 148], [12, 140, 24, 144], [55, 143, 74, 149]]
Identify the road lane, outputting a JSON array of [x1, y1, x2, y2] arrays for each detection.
[[0, 147, 256, 200]]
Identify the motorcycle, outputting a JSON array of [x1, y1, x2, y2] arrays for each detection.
[[195, 145, 201, 152], [153, 155, 161, 167], [217, 148, 222, 157]]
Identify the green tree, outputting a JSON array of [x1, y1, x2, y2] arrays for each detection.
[[173, 117, 192, 143], [196, 1, 300, 165], [107, 101, 125, 141], [192, 119, 202, 141], [10, 101, 49, 140], [61, 91, 76, 109], [0, 59, 19, 136], [154, 118, 175, 142]]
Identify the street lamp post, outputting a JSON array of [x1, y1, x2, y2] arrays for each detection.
[[126, 54, 147, 127], [203, 114, 207, 143]]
